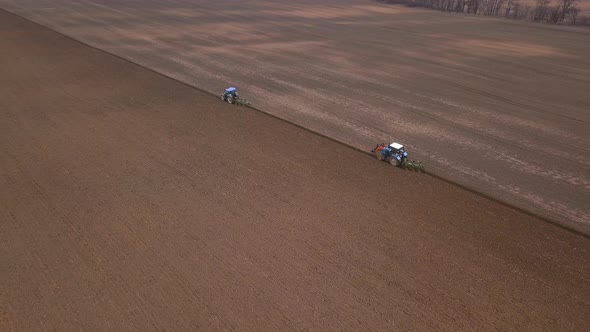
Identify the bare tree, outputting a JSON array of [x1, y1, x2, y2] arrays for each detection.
[[559, 0, 580, 22], [533, 0, 549, 21], [568, 6, 580, 24], [375, 0, 583, 24]]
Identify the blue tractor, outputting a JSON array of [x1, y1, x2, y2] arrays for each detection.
[[371, 142, 408, 167], [221, 87, 239, 104]]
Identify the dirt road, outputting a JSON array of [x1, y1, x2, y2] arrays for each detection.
[[1, 0, 588, 233], [1, 9, 589, 330]]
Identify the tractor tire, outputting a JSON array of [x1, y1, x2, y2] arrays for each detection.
[[389, 158, 400, 167], [375, 151, 385, 161], [227, 96, 234, 104]]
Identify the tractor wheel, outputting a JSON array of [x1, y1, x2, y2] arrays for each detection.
[[227, 96, 234, 104], [389, 158, 400, 167], [375, 151, 385, 161]]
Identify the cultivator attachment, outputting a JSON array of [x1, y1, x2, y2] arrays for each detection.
[[233, 98, 251, 107], [400, 159, 425, 172]]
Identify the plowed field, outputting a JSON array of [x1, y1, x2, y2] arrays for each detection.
[[1, 9, 589, 331], [1, 0, 588, 233]]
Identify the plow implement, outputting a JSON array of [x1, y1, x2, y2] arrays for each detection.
[[372, 142, 425, 172]]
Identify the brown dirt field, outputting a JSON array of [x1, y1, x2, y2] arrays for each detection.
[[1, 9, 590, 331], [1, 0, 588, 234]]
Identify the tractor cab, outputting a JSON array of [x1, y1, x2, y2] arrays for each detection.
[[221, 86, 239, 103], [224, 87, 237, 96], [389, 143, 407, 157]]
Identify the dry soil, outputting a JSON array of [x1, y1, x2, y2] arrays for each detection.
[[1, 0, 588, 233], [1, 9, 589, 331]]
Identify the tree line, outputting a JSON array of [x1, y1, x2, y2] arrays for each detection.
[[377, 0, 586, 25]]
